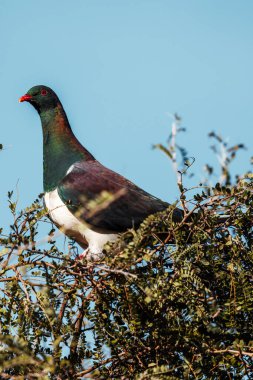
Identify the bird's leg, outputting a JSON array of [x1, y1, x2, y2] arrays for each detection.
[[77, 248, 90, 260]]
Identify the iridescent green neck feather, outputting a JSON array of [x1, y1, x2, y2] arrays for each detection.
[[21, 85, 94, 192], [40, 102, 94, 192]]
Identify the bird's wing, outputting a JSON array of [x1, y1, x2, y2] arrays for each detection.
[[58, 160, 183, 232]]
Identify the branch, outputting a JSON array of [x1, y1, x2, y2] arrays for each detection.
[[75, 352, 125, 378], [210, 348, 253, 357]]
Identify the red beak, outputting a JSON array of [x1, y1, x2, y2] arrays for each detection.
[[19, 94, 32, 103]]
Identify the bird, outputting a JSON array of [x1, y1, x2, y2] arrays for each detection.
[[19, 85, 184, 261]]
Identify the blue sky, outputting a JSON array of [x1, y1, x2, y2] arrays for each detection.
[[1, 0, 252, 232]]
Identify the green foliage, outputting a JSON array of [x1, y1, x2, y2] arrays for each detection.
[[0, 130, 252, 379]]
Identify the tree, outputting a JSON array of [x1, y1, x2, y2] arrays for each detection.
[[0, 124, 252, 379]]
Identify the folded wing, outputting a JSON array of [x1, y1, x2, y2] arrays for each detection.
[[58, 160, 183, 232]]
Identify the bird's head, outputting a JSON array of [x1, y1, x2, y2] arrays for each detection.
[[19, 85, 59, 113]]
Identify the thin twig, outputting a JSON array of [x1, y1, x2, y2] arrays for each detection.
[[96, 265, 137, 279]]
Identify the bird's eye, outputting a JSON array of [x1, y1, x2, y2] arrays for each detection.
[[41, 89, 47, 96]]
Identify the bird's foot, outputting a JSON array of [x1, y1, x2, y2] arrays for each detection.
[[77, 248, 104, 262]]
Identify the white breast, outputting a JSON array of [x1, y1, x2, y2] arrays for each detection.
[[44, 189, 118, 254]]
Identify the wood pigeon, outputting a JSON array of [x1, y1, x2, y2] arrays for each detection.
[[19, 85, 184, 260]]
